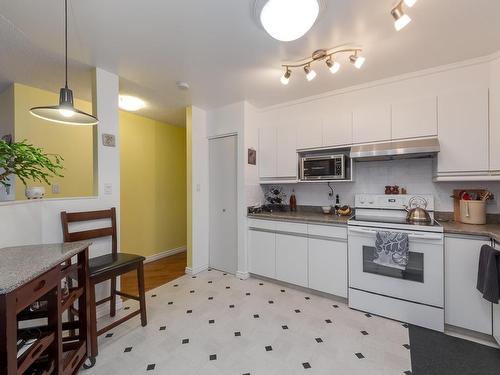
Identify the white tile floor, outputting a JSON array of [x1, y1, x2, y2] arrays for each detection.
[[86, 270, 412, 375]]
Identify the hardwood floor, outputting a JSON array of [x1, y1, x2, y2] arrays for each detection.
[[121, 251, 187, 295]]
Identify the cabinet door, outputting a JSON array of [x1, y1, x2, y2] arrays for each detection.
[[308, 238, 347, 297], [490, 58, 500, 172], [296, 117, 323, 150], [392, 96, 437, 140], [445, 236, 492, 334], [276, 124, 297, 178], [323, 111, 353, 147], [258, 127, 276, 178], [248, 229, 276, 278], [352, 104, 391, 144], [437, 88, 489, 173], [276, 233, 308, 287]]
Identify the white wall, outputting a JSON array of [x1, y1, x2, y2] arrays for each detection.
[[0, 68, 120, 312], [189, 106, 209, 274]]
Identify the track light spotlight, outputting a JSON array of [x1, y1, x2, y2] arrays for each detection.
[[349, 53, 365, 69], [304, 65, 317, 81], [326, 58, 340, 74], [280, 68, 291, 85], [404, 0, 417, 7], [391, 4, 411, 31]]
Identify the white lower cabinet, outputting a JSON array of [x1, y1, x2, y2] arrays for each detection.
[[445, 235, 492, 334], [308, 238, 348, 297], [248, 220, 348, 298], [276, 234, 308, 287], [248, 229, 276, 279]]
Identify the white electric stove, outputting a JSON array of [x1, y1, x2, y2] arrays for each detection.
[[347, 194, 445, 332]]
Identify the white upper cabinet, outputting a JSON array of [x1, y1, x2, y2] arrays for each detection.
[[437, 87, 489, 174], [392, 96, 437, 140], [276, 123, 298, 178], [296, 113, 323, 150], [323, 111, 353, 147], [258, 126, 277, 178], [352, 104, 391, 144], [489, 58, 500, 172]]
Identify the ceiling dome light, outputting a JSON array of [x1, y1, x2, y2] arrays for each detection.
[[391, 5, 412, 31], [260, 0, 319, 42], [304, 65, 317, 81], [350, 53, 366, 69], [326, 58, 340, 74], [404, 0, 417, 7], [119, 95, 146, 112], [29, 0, 98, 126], [280, 68, 291, 85]]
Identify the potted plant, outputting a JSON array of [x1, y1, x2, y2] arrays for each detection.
[[0, 138, 64, 199]]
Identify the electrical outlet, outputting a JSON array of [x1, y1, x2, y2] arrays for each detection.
[[52, 183, 60, 194], [104, 183, 112, 195]]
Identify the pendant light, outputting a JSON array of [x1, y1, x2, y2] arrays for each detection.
[[30, 0, 98, 125]]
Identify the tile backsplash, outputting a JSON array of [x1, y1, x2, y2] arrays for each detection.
[[257, 158, 500, 213]]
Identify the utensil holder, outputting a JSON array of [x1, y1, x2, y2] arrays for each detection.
[[459, 200, 486, 225]]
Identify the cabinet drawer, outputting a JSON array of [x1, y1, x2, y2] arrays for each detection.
[[308, 224, 347, 240], [15, 266, 60, 313], [248, 218, 276, 231], [275, 221, 308, 235]]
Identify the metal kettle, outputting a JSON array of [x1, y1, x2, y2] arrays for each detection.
[[405, 206, 432, 223], [405, 196, 432, 223]]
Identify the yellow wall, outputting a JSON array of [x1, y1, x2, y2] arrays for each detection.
[[186, 107, 193, 267], [13, 83, 94, 199], [120, 111, 187, 257]]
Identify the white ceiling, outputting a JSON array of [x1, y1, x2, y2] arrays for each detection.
[[1, 0, 500, 126]]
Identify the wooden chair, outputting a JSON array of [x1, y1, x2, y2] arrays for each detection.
[[61, 207, 147, 366]]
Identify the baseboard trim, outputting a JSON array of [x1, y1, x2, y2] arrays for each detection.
[[144, 246, 187, 264], [236, 271, 250, 280], [185, 264, 209, 275]]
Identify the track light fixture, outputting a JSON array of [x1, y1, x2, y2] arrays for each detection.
[[391, 0, 417, 31], [304, 65, 317, 81], [280, 68, 291, 85], [280, 47, 364, 85], [349, 51, 366, 69]]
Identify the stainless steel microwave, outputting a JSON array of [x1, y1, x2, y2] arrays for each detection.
[[299, 154, 346, 180]]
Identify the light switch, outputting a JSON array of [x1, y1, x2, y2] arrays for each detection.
[[104, 183, 112, 195], [52, 183, 60, 194]]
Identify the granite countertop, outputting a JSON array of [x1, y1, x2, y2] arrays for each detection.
[[0, 242, 91, 295], [248, 211, 351, 226], [438, 221, 500, 242]]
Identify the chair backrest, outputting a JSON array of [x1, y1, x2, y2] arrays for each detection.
[[61, 207, 117, 255]]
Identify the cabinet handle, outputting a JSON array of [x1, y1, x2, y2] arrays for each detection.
[[34, 280, 46, 292]]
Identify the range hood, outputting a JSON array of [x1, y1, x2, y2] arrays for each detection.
[[350, 138, 440, 161]]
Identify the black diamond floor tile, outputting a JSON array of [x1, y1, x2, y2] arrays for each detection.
[[124, 347, 132, 353], [182, 338, 189, 344], [209, 354, 217, 361], [265, 345, 273, 351], [361, 331, 369, 336], [315, 338, 323, 343], [302, 362, 311, 369], [355, 353, 365, 359], [146, 364, 155, 371]]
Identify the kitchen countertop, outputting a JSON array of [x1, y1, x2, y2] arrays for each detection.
[[0, 242, 91, 295], [248, 211, 351, 226], [248, 210, 500, 241], [438, 221, 500, 242]]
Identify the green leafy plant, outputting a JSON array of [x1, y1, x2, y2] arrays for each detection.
[[0, 139, 64, 188]]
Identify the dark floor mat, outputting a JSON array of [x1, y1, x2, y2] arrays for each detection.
[[409, 325, 500, 375]]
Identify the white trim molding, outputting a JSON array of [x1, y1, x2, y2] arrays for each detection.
[[144, 246, 187, 264], [236, 271, 250, 280], [185, 264, 209, 275]]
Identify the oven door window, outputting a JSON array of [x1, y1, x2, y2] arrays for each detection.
[[362, 245, 424, 283]]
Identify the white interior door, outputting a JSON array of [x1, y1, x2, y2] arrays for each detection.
[[209, 135, 237, 273]]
